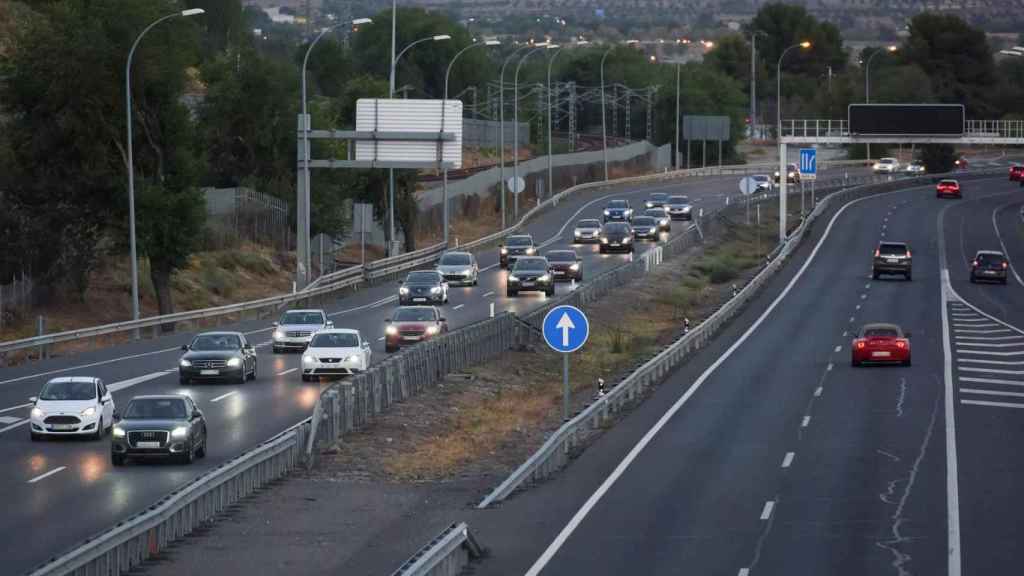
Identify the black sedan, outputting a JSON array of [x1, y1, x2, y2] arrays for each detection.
[[546, 249, 582, 282], [603, 199, 634, 222], [631, 216, 661, 241], [645, 192, 669, 210], [507, 256, 555, 296], [179, 332, 257, 384], [399, 270, 449, 305], [111, 395, 207, 466], [643, 208, 671, 232], [500, 234, 537, 269], [599, 222, 634, 253]]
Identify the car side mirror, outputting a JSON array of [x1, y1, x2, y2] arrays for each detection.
[[385, 318, 391, 323], [440, 317, 447, 323], [245, 345, 255, 353], [113, 410, 121, 421], [272, 321, 279, 327], [29, 396, 37, 403], [362, 341, 370, 348], [325, 321, 334, 327], [181, 344, 189, 351], [192, 410, 202, 419]]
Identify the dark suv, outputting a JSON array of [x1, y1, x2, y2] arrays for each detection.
[[499, 235, 536, 269], [872, 242, 912, 281], [970, 250, 1009, 284], [507, 256, 555, 297]]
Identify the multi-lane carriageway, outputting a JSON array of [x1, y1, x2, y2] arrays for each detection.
[[462, 170, 1024, 576], [0, 158, 1017, 574]]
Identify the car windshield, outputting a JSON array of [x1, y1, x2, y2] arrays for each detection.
[[633, 217, 656, 226], [406, 271, 439, 284], [608, 200, 627, 208], [439, 253, 471, 266], [393, 308, 437, 322], [514, 258, 548, 271], [39, 380, 95, 401], [880, 159, 896, 164], [577, 219, 601, 228], [124, 398, 188, 420], [191, 334, 242, 351], [977, 253, 1006, 265], [547, 251, 576, 263], [507, 236, 532, 246], [864, 327, 899, 338], [649, 193, 667, 201], [280, 312, 324, 325], [604, 223, 630, 234], [940, 180, 957, 186], [310, 333, 360, 348], [669, 196, 689, 204], [879, 244, 908, 255], [645, 210, 666, 218], [788, 164, 798, 170], [753, 176, 769, 182]]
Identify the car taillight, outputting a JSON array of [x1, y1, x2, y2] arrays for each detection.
[[896, 341, 906, 349], [1004, 261, 1010, 269], [972, 260, 979, 267], [906, 250, 911, 258], [856, 341, 866, 349], [874, 249, 880, 258]]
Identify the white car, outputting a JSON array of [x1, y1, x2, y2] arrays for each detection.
[[436, 251, 479, 286], [301, 329, 372, 381], [573, 218, 603, 243], [752, 174, 774, 193], [273, 309, 332, 352], [873, 157, 900, 174], [30, 377, 115, 440]]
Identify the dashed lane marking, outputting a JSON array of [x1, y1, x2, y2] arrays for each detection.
[[961, 399, 1024, 409], [760, 501, 775, 520], [277, 368, 298, 376], [453, 304, 465, 310], [834, 345, 842, 353], [781, 453, 795, 468], [211, 391, 238, 403], [814, 386, 823, 397], [801, 416, 811, 428], [28, 466, 66, 484], [483, 291, 495, 298]]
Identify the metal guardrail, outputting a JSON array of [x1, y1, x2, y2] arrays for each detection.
[[782, 118, 1024, 140], [389, 522, 484, 576], [476, 167, 1007, 508], [24, 418, 312, 576]]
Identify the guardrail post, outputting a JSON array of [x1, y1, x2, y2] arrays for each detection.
[[37, 315, 46, 359]]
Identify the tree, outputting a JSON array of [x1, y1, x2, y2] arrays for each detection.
[[191, 0, 247, 58], [747, 3, 846, 80], [903, 13, 997, 116], [705, 34, 751, 88]]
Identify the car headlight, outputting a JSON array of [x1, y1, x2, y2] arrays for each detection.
[[508, 275, 519, 282], [425, 325, 440, 335], [303, 354, 316, 364], [660, 218, 668, 225], [179, 359, 192, 367], [463, 270, 473, 276], [500, 248, 508, 255], [601, 238, 609, 244], [650, 228, 658, 234], [171, 426, 189, 439], [574, 230, 581, 236], [603, 210, 610, 215], [112, 427, 125, 438], [526, 247, 536, 255], [623, 237, 632, 243], [81, 406, 96, 417], [345, 354, 361, 363], [570, 263, 580, 271], [539, 274, 551, 283], [227, 357, 242, 367], [430, 286, 441, 294], [31, 407, 44, 419], [681, 206, 691, 212], [399, 286, 410, 295], [273, 330, 284, 340], [385, 325, 398, 336]]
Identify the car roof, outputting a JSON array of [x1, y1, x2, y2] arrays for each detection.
[[313, 328, 360, 335], [976, 250, 1005, 256], [753, 174, 770, 179], [668, 195, 689, 201], [508, 234, 533, 240], [861, 323, 902, 332], [577, 218, 601, 223], [130, 394, 189, 401], [283, 309, 324, 314], [633, 215, 656, 221], [608, 199, 628, 204], [880, 157, 897, 161], [879, 241, 908, 246], [441, 250, 472, 256], [940, 178, 958, 183], [514, 256, 548, 264], [195, 331, 244, 337], [46, 376, 99, 384], [547, 249, 576, 255]]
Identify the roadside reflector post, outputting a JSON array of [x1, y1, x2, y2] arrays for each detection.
[[489, 302, 495, 318]]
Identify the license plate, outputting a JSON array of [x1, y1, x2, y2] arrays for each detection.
[[984, 270, 996, 275], [136, 441, 161, 449], [554, 270, 565, 275], [402, 336, 421, 341], [200, 369, 219, 375], [50, 424, 75, 431], [521, 281, 534, 287], [886, 258, 899, 264], [413, 297, 427, 302], [872, 351, 891, 357], [611, 243, 620, 246]]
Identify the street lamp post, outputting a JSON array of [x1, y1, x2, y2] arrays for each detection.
[[546, 44, 572, 198], [776, 41, 811, 243], [600, 40, 638, 181], [444, 39, 500, 246], [675, 61, 681, 170], [865, 45, 897, 162], [386, 33, 451, 255], [299, 18, 373, 288], [513, 43, 555, 221], [125, 8, 205, 327], [499, 44, 534, 229]]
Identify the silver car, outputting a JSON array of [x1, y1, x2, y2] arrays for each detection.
[[573, 218, 603, 243], [665, 195, 693, 221], [436, 251, 479, 286], [272, 309, 332, 352]]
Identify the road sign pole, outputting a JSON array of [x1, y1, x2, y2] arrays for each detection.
[[563, 354, 570, 421]]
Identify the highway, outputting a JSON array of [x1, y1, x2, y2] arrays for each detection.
[[466, 173, 1024, 576], [0, 165, 869, 573]]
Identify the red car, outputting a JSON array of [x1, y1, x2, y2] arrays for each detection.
[[1009, 165, 1024, 181], [384, 306, 448, 353], [936, 179, 961, 198], [851, 323, 911, 367]]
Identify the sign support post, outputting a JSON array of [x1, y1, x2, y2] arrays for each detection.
[[542, 305, 590, 423]]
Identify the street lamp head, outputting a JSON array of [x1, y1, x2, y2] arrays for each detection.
[[576, 40, 590, 46], [887, 45, 898, 52], [180, 8, 205, 17], [547, 44, 560, 49], [433, 35, 452, 42], [625, 39, 640, 45], [351, 17, 373, 25], [799, 41, 812, 49], [484, 39, 501, 46]]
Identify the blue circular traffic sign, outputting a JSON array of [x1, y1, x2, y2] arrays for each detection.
[[542, 305, 589, 353]]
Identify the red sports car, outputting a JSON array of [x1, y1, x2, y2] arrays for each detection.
[[1009, 165, 1024, 182], [936, 179, 961, 198], [851, 323, 911, 367]]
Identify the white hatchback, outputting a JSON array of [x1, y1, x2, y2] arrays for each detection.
[[301, 329, 372, 381], [30, 377, 114, 440], [873, 157, 900, 173]]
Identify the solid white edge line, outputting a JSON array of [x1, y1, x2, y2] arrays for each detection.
[[276, 368, 298, 376], [210, 391, 238, 403], [961, 399, 1024, 409], [0, 402, 33, 414], [522, 182, 910, 576], [759, 501, 775, 521], [991, 202, 1024, 287], [27, 466, 67, 484], [938, 194, 963, 576], [0, 419, 28, 434]]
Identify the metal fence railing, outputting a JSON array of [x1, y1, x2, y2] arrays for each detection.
[[476, 167, 1007, 508], [203, 187, 291, 252], [388, 522, 484, 576]]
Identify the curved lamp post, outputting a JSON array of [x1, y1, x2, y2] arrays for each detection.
[[600, 39, 639, 181], [864, 45, 897, 162], [776, 40, 811, 242], [512, 43, 556, 221], [498, 44, 536, 228]]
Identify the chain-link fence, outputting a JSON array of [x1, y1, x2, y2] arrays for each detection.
[[0, 273, 32, 331]]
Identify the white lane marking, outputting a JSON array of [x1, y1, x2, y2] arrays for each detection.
[[0, 415, 22, 425], [957, 341, 1024, 348], [521, 185, 902, 576], [760, 501, 775, 520], [483, 291, 495, 298], [953, 323, 1001, 329], [842, 331, 848, 337], [961, 388, 1024, 399], [28, 466, 66, 484], [956, 329, 1012, 334], [107, 370, 175, 393], [814, 386, 823, 397], [951, 317, 997, 323], [865, 283, 871, 289], [327, 294, 398, 318], [961, 376, 1024, 386], [480, 263, 499, 273], [0, 402, 33, 414], [377, 336, 386, 341], [961, 399, 1024, 409], [939, 276, 963, 576], [0, 419, 28, 434], [860, 293, 867, 300], [956, 349, 1024, 357], [849, 316, 855, 323], [781, 452, 795, 468], [0, 346, 181, 387], [801, 416, 811, 428], [833, 345, 841, 353], [958, 358, 1024, 366], [277, 368, 298, 376], [856, 304, 861, 310], [211, 391, 238, 403], [453, 304, 465, 310], [992, 202, 1024, 287], [960, 367, 1024, 375], [955, 335, 1024, 341], [739, 569, 750, 576], [827, 362, 834, 372]]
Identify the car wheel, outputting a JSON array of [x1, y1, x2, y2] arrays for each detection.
[[546, 287, 555, 297], [507, 289, 517, 297], [969, 274, 976, 283], [905, 272, 912, 281], [1002, 278, 1009, 285], [111, 454, 125, 467], [385, 344, 398, 353], [249, 361, 257, 381], [872, 270, 880, 280], [599, 246, 606, 254], [179, 375, 190, 385], [30, 431, 40, 442], [93, 417, 104, 441], [196, 430, 207, 459], [273, 346, 282, 354], [180, 440, 194, 465], [903, 357, 912, 367], [851, 358, 861, 367], [236, 370, 246, 385]]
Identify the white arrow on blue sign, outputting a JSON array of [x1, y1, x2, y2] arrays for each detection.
[[542, 305, 589, 353], [799, 148, 817, 176]]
